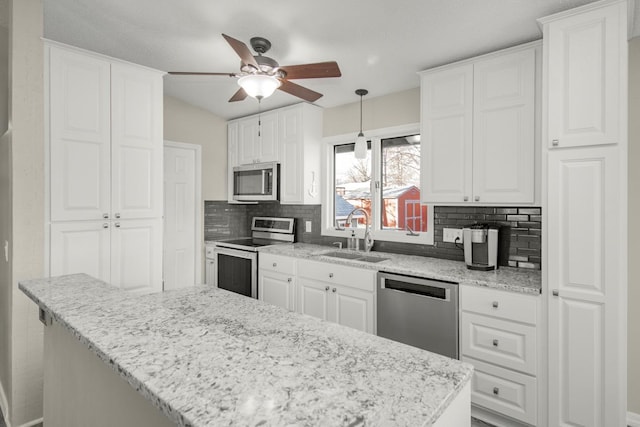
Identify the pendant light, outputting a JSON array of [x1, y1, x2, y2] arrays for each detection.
[[354, 89, 368, 159]]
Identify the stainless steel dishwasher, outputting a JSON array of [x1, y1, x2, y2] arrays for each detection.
[[376, 271, 459, 359]]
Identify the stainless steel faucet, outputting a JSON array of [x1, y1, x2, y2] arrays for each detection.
[[345, 207, 374, 252]]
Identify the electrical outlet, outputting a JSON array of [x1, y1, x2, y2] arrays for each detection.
[[305, 220, 312, 233], [443, 228, 463, 243]]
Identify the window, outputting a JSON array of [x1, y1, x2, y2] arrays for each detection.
[[322, 124, 434, 245]]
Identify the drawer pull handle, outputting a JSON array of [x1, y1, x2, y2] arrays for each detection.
[[492, 301, 499, 308], [329, 273, 334, 278], [493, 339, 499, 347], [273, 262, 277, 267], [552, 139, 559, 146], [493, 387, 499, 395], [325, 286, 330, 291], [332, 287, 337, 293]]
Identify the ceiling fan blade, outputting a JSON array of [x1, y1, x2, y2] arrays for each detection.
[[278, 80, 323, 102], [228, 87, 248, 102], [222, 34, 259, 69], [168, 71, 236, 77], [279, 61, 341, 80]]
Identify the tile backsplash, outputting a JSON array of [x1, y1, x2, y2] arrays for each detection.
[[204, 201, 542, 270]]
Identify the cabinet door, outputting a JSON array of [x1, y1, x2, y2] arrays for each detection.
[[297, 277, 330, 321], [205, 259, 215, 286], [49, 46, 111, 221], [111, 64, 163, 219], [110, 218, 163, 293], [259, 270, 295, 311], [332, 285, 375, 334], [545, 2, 625, 148], [420, 64, 473, 203], [258, 111, 279, 162], [50, 221, 111, 282], [473, 48, 535, 203], [547, 146, 623, 427], [238, 117, 259, 165], [279, 107, 303, 203], [227, 121, 239, 202]]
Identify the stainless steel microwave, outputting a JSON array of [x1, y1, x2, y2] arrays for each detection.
[[232, 162, 279, 201]]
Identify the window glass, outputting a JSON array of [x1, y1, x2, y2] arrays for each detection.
[[380, 134, 427, 232], [334, 142, 371, 229]]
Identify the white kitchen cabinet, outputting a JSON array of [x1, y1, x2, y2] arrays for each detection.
[[278, 104, 323, 204], [297, 259, 376, 334], [541, 0, 626, 149], [258, 253, 297, 311], [49, 47, 111, 222], [420, 43, 537, 205], [540, 2, 628, 426], [236, 110, 278, 165], [227, 122, 239, 203], [205, 245, 215, 285], [460, 285, 542, 426], [50, 219, 162, 293], [46, 42, 164, 292]]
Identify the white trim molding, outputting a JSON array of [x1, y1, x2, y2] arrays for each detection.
[[629, 411, 640, 427]]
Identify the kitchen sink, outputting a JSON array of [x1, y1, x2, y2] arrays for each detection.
[[320, 251, 389, 263]]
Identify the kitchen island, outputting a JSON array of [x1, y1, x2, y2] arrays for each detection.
[[20, 273, 473, 427]]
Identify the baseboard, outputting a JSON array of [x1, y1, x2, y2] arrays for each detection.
[[628, 411, 640, 427], [0, 378, 10, 427]]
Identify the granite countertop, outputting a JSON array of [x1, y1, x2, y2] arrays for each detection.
[[20, 274, 473, 427], [259, 243, 542, 295]]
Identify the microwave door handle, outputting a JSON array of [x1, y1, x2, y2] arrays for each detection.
[[261, 170, 266, 194]]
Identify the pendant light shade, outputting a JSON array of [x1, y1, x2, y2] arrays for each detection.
[[354, 89, 368, 159], [238, 75, 281, 100]]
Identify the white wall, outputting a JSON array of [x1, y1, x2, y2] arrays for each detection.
[[163, 95, 227, 201], [0, 21, 8, 135], [322, 87, 419, 137], [628, 37, 640, 416]]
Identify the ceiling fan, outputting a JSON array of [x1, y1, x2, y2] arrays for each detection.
[[169, 34, 342, 103]]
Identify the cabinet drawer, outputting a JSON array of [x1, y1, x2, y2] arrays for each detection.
[[460, 285, 538, 325], [462, 356, 537, 426], [298, 259, 375, 292], [461, 312, 536, 375], [259, 253, 296, 275]]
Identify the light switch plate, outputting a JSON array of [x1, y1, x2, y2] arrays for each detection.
[[443, 228, 463, 243], [305, 221, 312, 233]]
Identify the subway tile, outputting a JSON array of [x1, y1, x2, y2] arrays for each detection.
[[518, 208, 541, 215], [496, 208, 518, 214], [517, 221, 542, 229], [507, 215, 529, 221]]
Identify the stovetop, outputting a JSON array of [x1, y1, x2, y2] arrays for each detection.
[[216, 237, 278, 248]]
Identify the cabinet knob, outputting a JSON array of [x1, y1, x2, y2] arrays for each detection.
[[115, 222, 121, 228], [464, 196, 469, 202], [552, 289, 559, 297], [329, 273, 334, 278], [493, 387, 500, 396], [475, 196, 480, 202], [103, 213, 109, 219], [273, 262, 277, 267], [332, 288, 337, 293], [115, 213, 121, 219], [102, 223, 109, 229], [325, 286, 330, 291], [492, 301, 499, 308], [287, 278, 292, 283], [552, 139, 559, 146], [493, 339, 499, 347]]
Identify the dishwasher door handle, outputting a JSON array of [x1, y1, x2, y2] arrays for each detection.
[[379, 273, 456, 302]]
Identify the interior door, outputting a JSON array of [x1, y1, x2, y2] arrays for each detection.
[[164, 143, 199, 289]]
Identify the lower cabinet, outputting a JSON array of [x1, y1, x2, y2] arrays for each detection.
[[258, 253, 296, 312], [50, 219, 163, 293], [205, 245, 215, 285], [297, 259, 376, 334], [460, 285, 542, 426]]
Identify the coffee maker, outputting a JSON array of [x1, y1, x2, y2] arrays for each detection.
[[463, 224, 499, 271]]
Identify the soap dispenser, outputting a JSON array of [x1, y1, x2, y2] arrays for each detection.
[[348, 230, 358, 250]]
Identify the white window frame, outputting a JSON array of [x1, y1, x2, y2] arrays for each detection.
[[321, 123, 434, 245]]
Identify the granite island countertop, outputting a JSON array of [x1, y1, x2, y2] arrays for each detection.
[[258, 243, 542, 295], [20, 273, 473, 427]]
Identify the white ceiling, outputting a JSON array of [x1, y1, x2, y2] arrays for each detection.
[[43, 0, 606, 120]]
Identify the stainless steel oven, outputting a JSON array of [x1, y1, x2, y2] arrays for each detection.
[[233, 162, 279, 202], [213, 217, 295, 299]]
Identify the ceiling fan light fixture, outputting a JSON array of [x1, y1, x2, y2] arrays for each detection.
[[238, 74, 281, 100], [354, 89, 369, 159]]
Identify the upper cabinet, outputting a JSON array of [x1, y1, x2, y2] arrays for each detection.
[[227, 103, 322, 205], [420, 43, 539, 205], [541, 0, 626, 148]]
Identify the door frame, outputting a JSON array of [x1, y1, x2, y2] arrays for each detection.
[[163, 140, 202, 285]]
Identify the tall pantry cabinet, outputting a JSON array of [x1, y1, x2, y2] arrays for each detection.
[[539, 0, 628, 425], [46, 42, 164, 293]]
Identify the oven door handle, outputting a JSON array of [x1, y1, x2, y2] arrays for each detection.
[[213, 247, 257, 260]]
